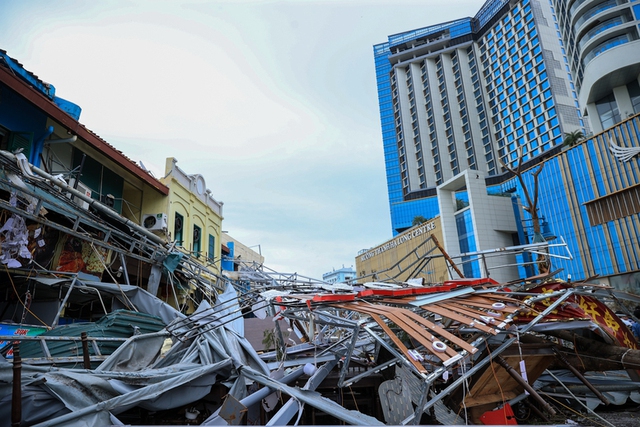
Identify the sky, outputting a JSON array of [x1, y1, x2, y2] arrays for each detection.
[[0, 0, 483, 279]]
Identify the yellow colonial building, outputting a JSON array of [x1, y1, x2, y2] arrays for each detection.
[[143, 157, 224, 273], [355, 217, 450, 284]]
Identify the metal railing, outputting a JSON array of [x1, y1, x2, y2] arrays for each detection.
[[1, 333, 127, 366]]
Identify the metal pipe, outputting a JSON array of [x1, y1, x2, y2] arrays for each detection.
[[119, 253, 131, 286], [11, 343, 21, 427], [431, 234, 464, 278], [495, 356, 556, 416], [541, 383, 640, 393], [46, 135, 77, 144], [201, 366, 306, 425], [553, 348, 610, 405], [51, 276, 77, 327], [81, 332, 91, 369], [0, 335, 126, 343], [242, 366, 305, 407], [0, 150, 166, 246], [266, 358, 340, 426]]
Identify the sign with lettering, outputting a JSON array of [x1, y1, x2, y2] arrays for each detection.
[[360, 221, 436, 262], [0, 323, 48, 358]]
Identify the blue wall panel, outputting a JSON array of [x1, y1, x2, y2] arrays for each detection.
[[0, 82, 48, 136]]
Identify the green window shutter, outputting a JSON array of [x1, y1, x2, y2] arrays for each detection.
[[174, 213, 184, 246], [193, 225, 201, 257], [8, 132, 33, 158], [208, 234, 215, 261]]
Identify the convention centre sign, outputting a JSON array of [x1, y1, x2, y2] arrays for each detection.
[[360, 221, 436, 262]]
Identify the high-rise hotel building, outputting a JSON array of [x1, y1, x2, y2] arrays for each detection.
[[552, 0, 640, 133], [371, 0, 640, 285], [375, 0, 587, 234]]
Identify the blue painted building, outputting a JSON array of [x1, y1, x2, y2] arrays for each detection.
[[374, 0, 640, 287], [323, 266, 357, 284], [0, 49, 170, 219]]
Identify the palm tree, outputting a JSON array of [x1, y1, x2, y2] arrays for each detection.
[[563, 130, 585, 147], [412, 215, 428, 226]]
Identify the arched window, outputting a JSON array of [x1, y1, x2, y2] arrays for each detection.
[[193, 225, 202, 257], [174, 213, 184, 246]]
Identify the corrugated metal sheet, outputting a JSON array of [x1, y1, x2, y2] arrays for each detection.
[[19, 310, 165, 360]]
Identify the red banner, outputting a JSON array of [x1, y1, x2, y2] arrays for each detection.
[[515, 282, 638, 349]]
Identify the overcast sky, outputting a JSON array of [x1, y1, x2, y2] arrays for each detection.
[[1, 0, 483, 279]]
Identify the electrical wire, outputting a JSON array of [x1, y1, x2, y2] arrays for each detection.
[[485, 339, 507, 407], [544, 369, 616, 427], [89, 241, 137, 311], [4, 264, 49, 327]]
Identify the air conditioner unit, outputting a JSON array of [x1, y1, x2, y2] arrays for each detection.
[[68, 179, 92, 210], [142, 213, 168, 231]]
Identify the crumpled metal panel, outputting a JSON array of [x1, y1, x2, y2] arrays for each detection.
[[240, 366, 384, 426], [379, 377, 413, 424], [96, 332, 168, 372], [189, 283, 244, 335], [0, 384, 69, 426], [29, 277, 187, 327], [219, 394, 247, 425], [25, 361, 232, 427], [88, 281, 186, 326]]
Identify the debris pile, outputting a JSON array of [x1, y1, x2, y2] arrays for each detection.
[[1, 149, 640, 426]]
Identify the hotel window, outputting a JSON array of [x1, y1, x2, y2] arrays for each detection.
[[628, 80, 640, 115], [596, 93, 621, 129]]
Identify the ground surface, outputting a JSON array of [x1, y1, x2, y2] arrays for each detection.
[[514, 401, 640, 426], [579, 408, 640, 427], [548, 404, 640, 427]]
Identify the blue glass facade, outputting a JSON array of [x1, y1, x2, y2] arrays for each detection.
[[488, 115, 640, 282], [455, 208, 481, 278], [482, 2, 564, 163], [373, 42, 403, 232]]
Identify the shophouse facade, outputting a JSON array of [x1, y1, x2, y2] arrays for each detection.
[[220, 233, 265, 272], [153, 157, 224, 272], [0, 50, 169, 221], [0, 49, 230, 303]]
